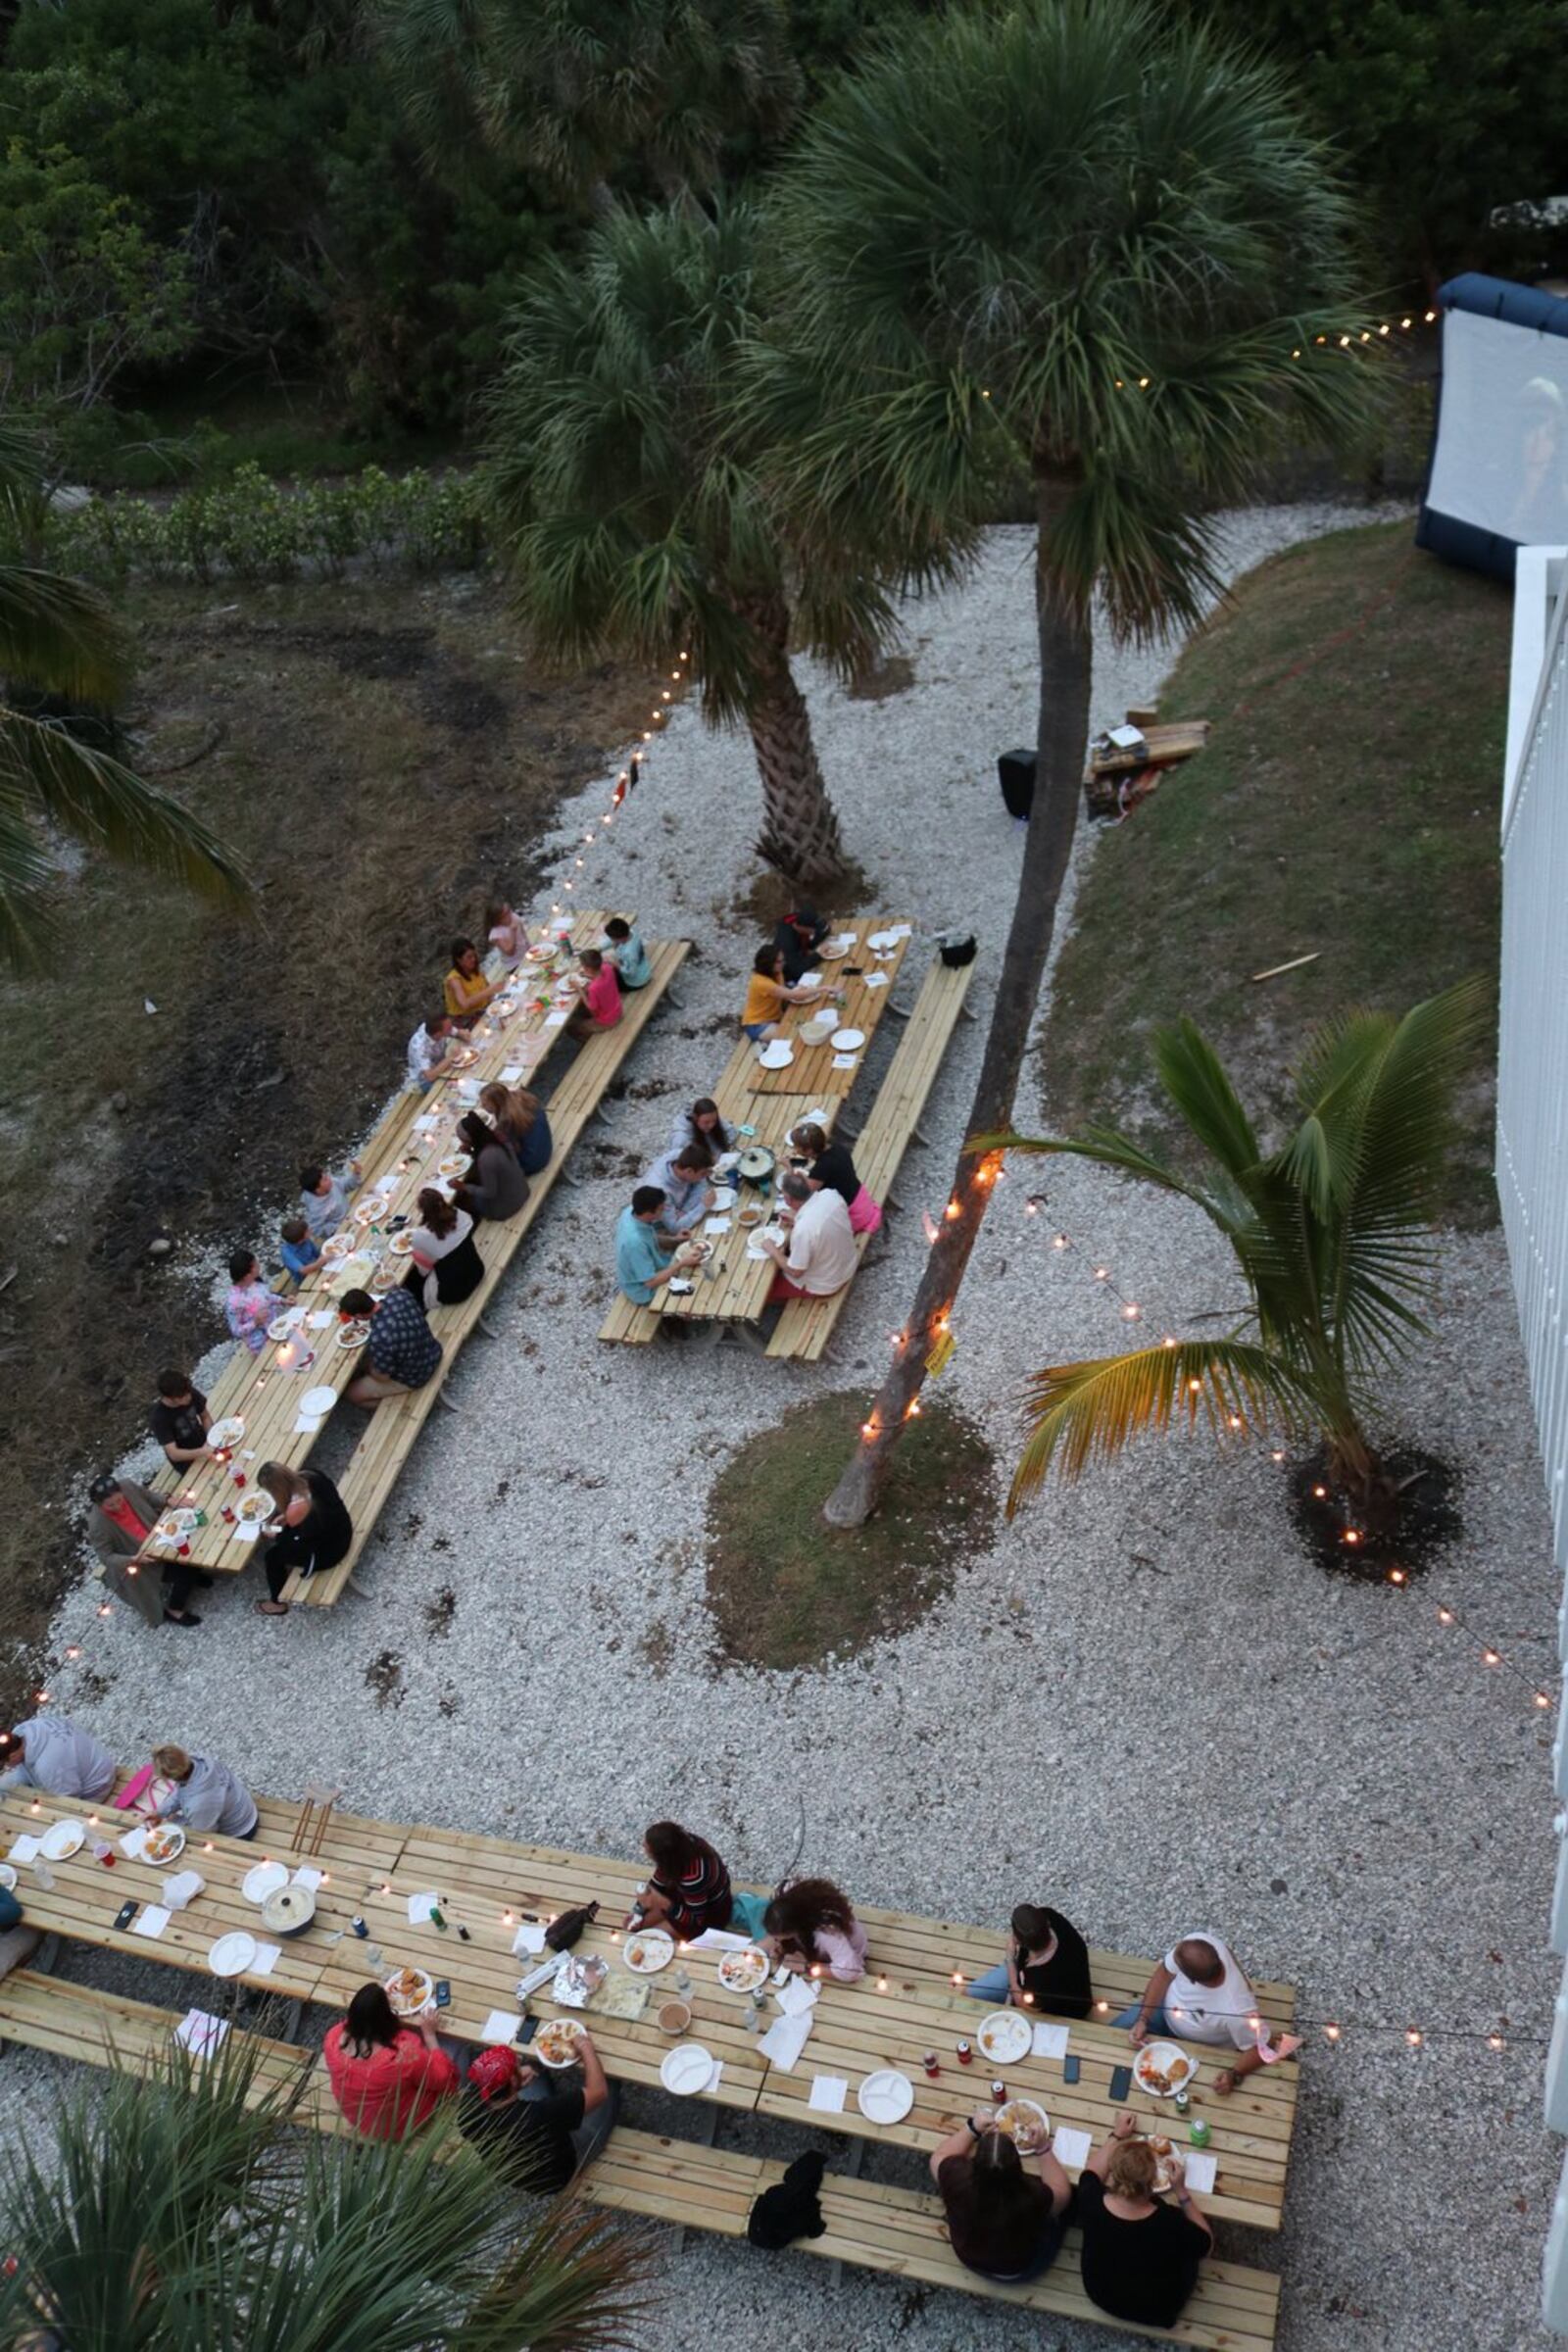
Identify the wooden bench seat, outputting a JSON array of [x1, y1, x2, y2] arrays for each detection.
[[282, 941, 689, 1604], [584, 2131, 1280, 2349], [598, 1291, 662, 1346], [765, 956, 975, 1360]]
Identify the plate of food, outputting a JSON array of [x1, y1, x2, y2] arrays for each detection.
[[659, 2040, 715, 2096], [209, 1931, 259, 1980], [336, 1319, 371, 1351], [369, 1262, 399, 1293], [268, 1311, 304, 1342], [623, 1928, 675, 1975], [206, 1416, 245, 1450], [40, 1818, 85, 1862], [1143, 2132, 1182, 2192], [716, 1946, 770, 1994], [437, 1154, 469, 1180], [385, 1966, 435, 2020], [236, 1492, 274, 1527], [674, 1239, 711, 1269], [157, 1507, 202, 1539], [1134, 2041, 1198, 2099], [977, 2009, 1033, 2067], [534, 2018, 587, 2070], [857, 2068, 915, 2126], [243, 1860, 290, 1905], [142, 1821, 186, 1867], [350, 1199, 380, 1227], [710, 1186, 736, 1210], [737, 1203, 767, 1229], [817, 935, 856, 959], [995, 2097, 1051, 2152], [320, 1232, 356, 1262], [830, 1027, 865, 1053], [388, 1231, 416, 1257]]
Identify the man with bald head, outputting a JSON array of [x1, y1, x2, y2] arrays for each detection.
[[1117, 1930, 1269, 2097]]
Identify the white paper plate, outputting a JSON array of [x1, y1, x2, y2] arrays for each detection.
[[758, 1041, 795, 1069], [716, 1946, 770, 1994], [40, 1818, 85, 1861], [534, 2018, 586, 2068], [622, 1928, 675, 1975], [142, 1823, 186, 1867], [243, 1860, 290, 1905], [209, 1931, 258, 1979], [977, 2008, 1032, 2066], [660, 2041, 716, 2096], [299, 1386, 338, 1418], [386, 1968, 435, 2021], [1133, 2040, 1199, 2099], [236, 1492, 273, 1527], [268, 1311, 304, 1342], [830, 1028, 865, 1052], [207, 1417, 245, 1450], [0, 1864, 17, 1891], [710, 1187, 736, 1210], [996, 2097, 1051, 2151], [867, 930, 900, 951], [857, 2068, 914, 2126], [336, 1322, 370, 1351]]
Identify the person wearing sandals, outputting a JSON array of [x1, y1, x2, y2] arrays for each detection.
[[930, 2112, 1072, 2284], [404, 1187, 484, 1308], [254, 1461, 352, 1618]]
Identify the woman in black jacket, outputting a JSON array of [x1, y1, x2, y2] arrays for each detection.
[[255, 1461, 353, 1618]]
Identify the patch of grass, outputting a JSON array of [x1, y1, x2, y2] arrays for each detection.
[[1039, 522, 1508, 1225], [705, 1391, 998, 1671]]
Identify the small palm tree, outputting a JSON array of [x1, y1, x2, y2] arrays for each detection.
[[0, 425, 249, 970], [486, 200, 938, 887], [984, 979, 1491, 1527], [758, 0, 1383, 1527], [0, 2025, 652, 2350]]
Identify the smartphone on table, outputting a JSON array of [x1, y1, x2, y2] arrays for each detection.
[[1108, 2064, 1132, 2102]]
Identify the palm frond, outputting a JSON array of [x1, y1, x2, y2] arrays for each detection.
[[971, 1124, 1245, 1233], [1152, 1019, 1260, 1184], [457, 2196, 658, 2351], [0, 564, 133, 707]]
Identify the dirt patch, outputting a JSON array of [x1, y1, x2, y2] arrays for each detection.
[[846, 653, 916, 701], [365, 1649, 406, 1708], [0, 571, 654, 1718], [1288, 1442, 1462, 1583], [423, 1586, 458, 1640], [705, 1391, 999, 1671]]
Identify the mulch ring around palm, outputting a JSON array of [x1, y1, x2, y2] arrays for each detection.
[[1287, 1441, 1461, 1584]]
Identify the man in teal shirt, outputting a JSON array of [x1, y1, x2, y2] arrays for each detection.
[[616, 1186, 678, 1304]]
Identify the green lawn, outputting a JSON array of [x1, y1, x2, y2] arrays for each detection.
[[1038, 520, 1510, 1226]]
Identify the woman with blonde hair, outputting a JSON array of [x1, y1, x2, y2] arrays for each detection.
[[479, 1081, 553, 1176], [1074, 2111, 1212, 2330], [254, 1459, 353, 1618]]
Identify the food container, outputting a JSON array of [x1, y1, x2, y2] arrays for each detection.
[[737, 1146, 776, 1186], [658, 1998, 693, 2036], [262, 1885, 318, 1937]]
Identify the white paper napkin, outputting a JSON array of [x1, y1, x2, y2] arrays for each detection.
[[543, 1008, 569, 1028], [291, 1866, 324, 1891], [9, 1836, 39, 1864], [174, 2008, 229, 2058], [808, 2075, 848, 2114], [482, 2008, 523, 2044], [688, 1929, 753, 1950], [119, 1826, 149, 1860], [1031, 2021, 1070, 2059], [231, 1521, 262, 1544], [707, 2060, 725, 2093], [1053, 2126, 1093, 2170], [407, 1890, 441, 1925], [805, 1108, 830, 1125], [306, 1310, 333, 1331], [863, 971, 889, 989], [832, 1053, 858, 1070], [745, 1241, 768, 1260], [500, 1065, 524, 1084], [412, 1115, 438, 1133], [512, 1922, 548, 1956], [250, 1941, 282, 1978], [1183, 2151, 1218, 2194], [704, 1216, 732, 1235], [291, 1414, 324, 1438], [758, 2010, 814, 2071], [131, 1905, 172, 1940], [775, 1976, 819, 2018]]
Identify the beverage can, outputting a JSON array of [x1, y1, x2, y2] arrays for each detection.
[[429, 1904, 447, 1930], [351, 1916, 368, 1939], [956, 2039, 972, 2065], [1189, 2117, 1211, 2148], [1173, 2087, 1191, 2115], [990, 2079, 1006, 2102], [921, 2050, 940, 2079]]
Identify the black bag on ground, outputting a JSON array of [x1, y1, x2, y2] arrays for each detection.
[[747, 2150, 827, 2249], [545, 1901, 598, 1952]]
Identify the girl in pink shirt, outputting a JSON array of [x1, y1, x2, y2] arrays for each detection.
[[566, 947, 622, 1038], [763, 1878, 869, 1983]]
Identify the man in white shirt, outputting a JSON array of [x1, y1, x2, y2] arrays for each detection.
[[406, 1010, 462, 1093], [1118, 1930, 1269, 2094], [763, 1171, 858, 1299]]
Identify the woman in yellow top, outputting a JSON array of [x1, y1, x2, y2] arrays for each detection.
[[444, 937, 497, 1027], [741, 945, 840, 1041]]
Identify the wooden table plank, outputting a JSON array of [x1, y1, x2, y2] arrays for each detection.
[[743, 918, 912, 1099]]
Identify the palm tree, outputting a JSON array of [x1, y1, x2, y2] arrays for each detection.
[[0, 425, 249, 970], [759, 0, 1383, 1527], [486, 200, 942, 888], [984, 980, 1490, 1531], [372, 0, 800, 214], [0, 2025, 652, 2350]]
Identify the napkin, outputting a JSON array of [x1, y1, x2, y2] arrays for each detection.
[[306, 1310, 333, 1331], [174, 2009, 229, 2059], [707, 2061, 725, 2094], [500, 1066, 524, 1084], [745, 1241, 768, 1260], [862, 972, 889, 989], [758, 2010, 814, 2072], [232, 1521, 262, 1544], [1183, 2151, 1218, 2194], [482, 2008, 524, 2044], [808, 2075, 848, 2114], [704, 1216, 732, 1236], [775, 1976, 819, 2019], [1053, 2126, 1093, 2170], [291, 1866, 324, 1891], [543, 1008, 569, 1029], [832, 1053, 858, 1070], [1031, 2021, 1070, 2060], [131, 1905, 172, 1940], [250, 1941, 282, 1978], [118, 1826, 149, 1860], [512, 1922, 548, 1956], [8, 1836, 39, 1864], [412, 1115, 438, 1133], [688, 1928, 753, 1950], [163, 1871, 204, 1910], [805, 1109, 830, 1126], [291, 1414, 324, 1438], [407, 1890, 441, 1925]]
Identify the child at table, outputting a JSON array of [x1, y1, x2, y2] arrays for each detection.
[[279, 1215, 321, 1283]]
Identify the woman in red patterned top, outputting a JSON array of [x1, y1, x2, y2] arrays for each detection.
[[323, 1983, 460, 2139], [634, 1820, 735, 1939]]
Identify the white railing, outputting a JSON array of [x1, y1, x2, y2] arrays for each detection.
[[1496, 547, 1568, 2328]]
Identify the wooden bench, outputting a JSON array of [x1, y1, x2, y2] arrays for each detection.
[[282, 940, 690, 1604], [765, 955, 975, 1360], [585, 2131, 1280, 2349], [598, 1290, 662, 1346]]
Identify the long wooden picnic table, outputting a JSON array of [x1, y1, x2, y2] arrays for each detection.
[[136, 909, 627, 1574]]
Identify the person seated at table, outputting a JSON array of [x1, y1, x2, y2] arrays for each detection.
[[224, 1250, 274, 1354], [151, 1367, 212, 1471], [460, 2029, 616, 2188], [615, 1187, 680, 1306], [0, 1710, 116, 1800], [774, 903, 830, 985], [966, 1899, 1094, 2021], [86, 1472, 206, 1629], [742, 946, 833, 1042], [565, 946, 622, 1040], [453, 1110, 529, 1224], [930, 2111, 1072, 2285], [786, 1120, 882, 1237], [1075, 2112, 1212, 2330], [338, 1284, 443, 1406], [407, 1009, 463, 1093], [485, 897, 528, 973], [1116, 1930, 1274, 2095], [643, 1141, 715, 1236], [254, 1460, 354, 1619], [631, 1820, 737, 1940], [324, 1983, 461, 2141], [299, 1159, 361, 1242], [445, 936, 498, 1028], [669, 1097, 732, 1159], [278, 1215, 321, 1284], [404, 1186, 484, 1310], [150, 1742, 258, 1838], [761, 1878, 868, 1983], [603, 914, 652, 991], [479, 1082, 553, 1177], [760, 1171, 858, 1301]]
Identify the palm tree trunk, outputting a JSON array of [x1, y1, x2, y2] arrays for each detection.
[[823, 468, 1092, 1528], [741, 595, 849, 891]]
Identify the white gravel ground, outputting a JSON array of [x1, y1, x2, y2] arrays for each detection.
[[22, 503, 1558, 2351]]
